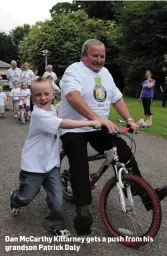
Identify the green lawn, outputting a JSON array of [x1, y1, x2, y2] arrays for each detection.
[[109, 97, 167, 139]]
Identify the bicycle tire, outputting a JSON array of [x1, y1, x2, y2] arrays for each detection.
[[100, 174, 162, 247]]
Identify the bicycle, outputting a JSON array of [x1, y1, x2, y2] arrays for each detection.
[[60, 127, 162, 247], [17, 96, 30, 125]]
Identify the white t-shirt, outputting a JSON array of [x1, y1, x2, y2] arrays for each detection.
[[43, 71, 57, 82], [9, 88, 21, 101], [21, 105, 62, 173], [22, 70, 35, 85], [6, 67, 22, 89], [0, 92, 7, 106], [58, 61, 122, 134]]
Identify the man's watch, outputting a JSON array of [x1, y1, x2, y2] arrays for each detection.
[[126, 118, 134, 122]]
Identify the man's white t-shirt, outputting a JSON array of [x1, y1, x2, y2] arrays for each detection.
[[6, 67, 22, 89], [43, 71, 57, 82], [0, 92, 7, 106], [22, 70, 35, 85], [58, 61, 122, 134], [9, 88, 21, 101], [21, 105, 62, 173]]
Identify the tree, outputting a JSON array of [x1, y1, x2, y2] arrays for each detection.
[[50, 2, 76, 16], [73, 1, 122, 21], [10, 24, 31, 61], [19, 10, 118, 76], [115, 1, 167, 96], [0, 32, 17, 63]]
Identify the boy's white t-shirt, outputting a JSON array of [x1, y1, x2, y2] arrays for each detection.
[[58, 61, 122, 134], [21, 105, 62, 173], [22, 70, 35, 85], [43, 71, 57, 81], [0, 92, 7, 106], [9, 88, 21, 101]]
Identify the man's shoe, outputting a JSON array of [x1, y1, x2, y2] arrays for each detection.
[[142, 186, 167, 211], [155, 186, 167, 202], [49, 227, 71, 237], [10, 189, 20, 216], [74, 206, 93, 235]]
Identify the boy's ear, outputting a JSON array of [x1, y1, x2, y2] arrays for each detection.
[[53, 91, 56, 98]]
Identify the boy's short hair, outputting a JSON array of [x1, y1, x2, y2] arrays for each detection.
[[33, 76, 52, 82]]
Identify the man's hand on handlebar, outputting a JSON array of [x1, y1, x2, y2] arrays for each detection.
[[126, 119, 140, 133]]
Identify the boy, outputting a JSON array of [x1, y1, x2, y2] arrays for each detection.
[[0, 86, 7, 118], [10, 77, 101, 237]]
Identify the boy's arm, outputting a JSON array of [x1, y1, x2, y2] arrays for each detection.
[[60, 119, 101, 129]]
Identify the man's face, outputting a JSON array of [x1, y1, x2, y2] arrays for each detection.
[[11, 61, 17, 69], [82, 44, 106, 73], [32, 82, 55, 110]]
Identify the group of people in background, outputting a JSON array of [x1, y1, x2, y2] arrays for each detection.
[[0, 60, 59, 119]]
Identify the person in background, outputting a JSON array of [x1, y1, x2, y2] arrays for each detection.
[[6, 60, 22, 110], [21, 62, 34, 86], [160, 76, 167, 107], [139, 70, 156, 127], [9, 81, 21, 119], [6, 60, 22, 89], [0, 86, 7, 118], [43, 65, 57, 83]]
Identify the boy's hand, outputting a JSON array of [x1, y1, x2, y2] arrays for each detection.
[[92, 120, 102, 129]]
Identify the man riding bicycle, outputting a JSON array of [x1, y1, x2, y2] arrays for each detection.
[[58, 39, 167, 235]]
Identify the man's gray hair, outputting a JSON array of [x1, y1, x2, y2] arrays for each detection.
[[82, 39, 105, 55], [11, 60, 17, 65]]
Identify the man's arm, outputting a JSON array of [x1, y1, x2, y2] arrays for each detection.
[[66, 91, 119, 133], [66, 91, 101, 120], [112, 98, 132, 121]]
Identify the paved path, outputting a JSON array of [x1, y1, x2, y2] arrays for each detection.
[[0, 102, 166, 256]]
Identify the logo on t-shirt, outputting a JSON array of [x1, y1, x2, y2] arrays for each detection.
[[93, 77, 107, 102]]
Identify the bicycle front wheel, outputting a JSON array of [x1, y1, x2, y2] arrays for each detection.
[[100, 174, 162, 247]]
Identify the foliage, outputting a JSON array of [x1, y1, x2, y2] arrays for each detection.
[[19, 10, 117, 75], [115, 1, 167, 96], [10, 24, 30, 60], [0, 32, 17, 63]]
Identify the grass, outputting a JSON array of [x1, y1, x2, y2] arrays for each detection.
[[109, 97, 167, 139]]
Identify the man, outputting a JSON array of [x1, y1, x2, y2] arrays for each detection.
[[43, 64, 57, 83], [6, 60, 22, 89], [160, 76, 167, 107], [58, 39, 167, 235]]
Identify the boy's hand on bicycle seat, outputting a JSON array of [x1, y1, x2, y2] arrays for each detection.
[[100, 119, 119, 133]]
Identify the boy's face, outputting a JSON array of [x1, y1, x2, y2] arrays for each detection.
[[0, 87, 3, 92], [32, 81, 55, 110]]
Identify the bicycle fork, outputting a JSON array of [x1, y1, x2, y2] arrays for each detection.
[[105, 147, 134, 212]]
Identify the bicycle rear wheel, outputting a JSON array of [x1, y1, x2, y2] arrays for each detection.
[[100, 174, 162, 247]]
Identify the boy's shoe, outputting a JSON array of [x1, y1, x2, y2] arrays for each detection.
[[14, 114, 17, 119], [74, 206, 93, 235], [10, 189, 20, 216], [142, 186, 167, 211], [49, 227, 71, 237]]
